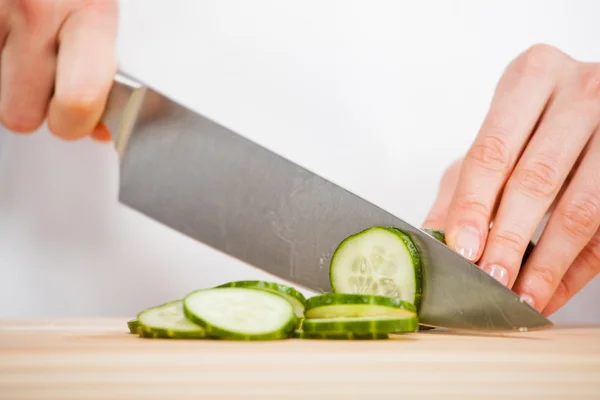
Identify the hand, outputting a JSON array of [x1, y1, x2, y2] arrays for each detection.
[[424, 44, 600, 316], [0, 0, 118, 141]]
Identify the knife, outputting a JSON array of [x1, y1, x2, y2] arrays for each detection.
[[101, 72, 552, 332]]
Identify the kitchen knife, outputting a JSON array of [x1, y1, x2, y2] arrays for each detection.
[[101, 73, 552, 332]]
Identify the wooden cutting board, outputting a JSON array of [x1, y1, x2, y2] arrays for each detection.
[[1, 319, 599, 399]]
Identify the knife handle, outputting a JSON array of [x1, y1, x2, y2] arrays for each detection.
[[101, 72, 148, 159]]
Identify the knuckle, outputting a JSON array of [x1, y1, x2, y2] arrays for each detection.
[[580, 233, 600, 274], [492, 229, 528, 255], [466, 133, 511, 174], [71, 0, 118, 16], [511, 44, 564, 78], [528, 262, 557, 287], [0, 105, 44, 133], [578, 64, 600, 102], [16, 0, 51, 25], [553, 279, 570, 304], [558, 194, 600, 239], [453, 194, 491, 220], [511, 157, 562, 198], [53, 94, 103, 117]]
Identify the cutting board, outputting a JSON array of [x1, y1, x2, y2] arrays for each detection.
[[1, 319, 599, 399]]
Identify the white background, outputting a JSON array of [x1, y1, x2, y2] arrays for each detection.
[[0, 0, 599, 323]]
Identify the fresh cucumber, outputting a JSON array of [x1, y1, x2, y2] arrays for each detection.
[[183, 287, 297, 340], [305, 293, 416, 319], [423, 229, 446, 244], [329, 226, 422, 309], [302, 315, 418, 334], [215, 280, 306, 317], [293, 329, 389, 340], [127, 319, 140, 334], [137, 300, 207, 339]]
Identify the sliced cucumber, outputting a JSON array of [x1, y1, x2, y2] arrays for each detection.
[[293, 329, 389, 340], [329, 226, 422, 309], [127, 319, 140, 334], [302, 315, 418, 334], [423, 229, 446, 244], [215, 280, 306, 317], [137, 300, 207, 339], [183, 287, 297, 340], [305, 293, 416, 319]]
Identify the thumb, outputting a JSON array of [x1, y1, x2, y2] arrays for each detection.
[[422, 157, 464, 230]]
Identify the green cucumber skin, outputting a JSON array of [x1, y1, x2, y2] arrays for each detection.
[[127, 319, 140, 334], [183, 288, 298, 341], [137, 325, 211, 339], [384, 227, 422, 310], [302, 316, 418, 334], [423, 229, 446, 244], [136, 300, 208, 339], [305, 293, 416, 313], [329, 226, 423, 310], [215, 280, 306, 317], [293, 329, 389, 340]]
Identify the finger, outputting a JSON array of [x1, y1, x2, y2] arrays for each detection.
[[0, 1, 10, 45], [90, 121, 112, 143], [481, 64, 600, 291], [513, 123, 600, 311], [541, 229, 600, 316], [444, 45, 571, 262], [422, 157, 463, 229], [47, 0, 118, 141], [0, 0, 60, 133]]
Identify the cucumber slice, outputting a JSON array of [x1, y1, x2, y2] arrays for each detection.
[[329, 226, 422, 309], [293, 329, 389, 340], [183, 287, 297, 340], [302, 316, 418, 334], [215, 280, 306, 317], [127, 319, 140, 334], [305, 293, 416, 319], [423, 229, 446, 244], [137, 300, 207, 339]]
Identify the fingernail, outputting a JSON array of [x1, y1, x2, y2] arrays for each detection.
[[454, 225, 480, 261], [484, 264, 509, 286], [520, 294, 535, 308]]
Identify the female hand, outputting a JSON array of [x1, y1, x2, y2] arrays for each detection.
[[0, 0, 118, 140], [424, 44, 600, 316]]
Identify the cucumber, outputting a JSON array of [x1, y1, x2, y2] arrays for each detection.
[[304, 293, 416, 319], [329, 226, 422, 309], [302, 315, 418, 334], [137, 300, 207, 339], [215, 280, 306, 317], [183, 287, 297, 340], [127, 319, 140, 334], [423, 229, 446, 244], [293, 329, 389, 340]]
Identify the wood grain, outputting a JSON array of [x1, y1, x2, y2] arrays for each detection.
[[0, 319, 599, 399]]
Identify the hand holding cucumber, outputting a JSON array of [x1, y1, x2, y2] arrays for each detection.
[[424, 44, 600, 317]]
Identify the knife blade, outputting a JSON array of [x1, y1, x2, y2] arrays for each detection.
[[101, 73, 552, 332]]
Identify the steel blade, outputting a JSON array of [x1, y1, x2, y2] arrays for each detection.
[[102, 74, 552, 332]]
